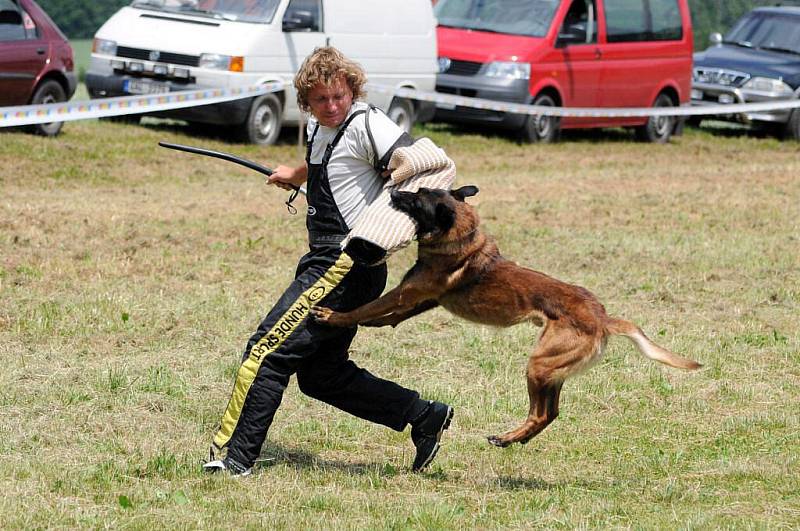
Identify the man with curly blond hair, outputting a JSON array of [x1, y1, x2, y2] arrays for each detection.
[[204, 47, 453, 477]]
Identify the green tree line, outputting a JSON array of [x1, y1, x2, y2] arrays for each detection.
[[37, 0, 799, 50], [36, 0, 129, 39]]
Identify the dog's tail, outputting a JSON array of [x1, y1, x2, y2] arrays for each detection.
[[605, 318, 702, 370]]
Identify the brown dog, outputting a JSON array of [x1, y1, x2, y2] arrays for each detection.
[[311, 186, 701, 447]]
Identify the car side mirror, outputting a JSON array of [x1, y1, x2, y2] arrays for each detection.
[[709, 32, 722, 45], [282, 10, 316, 32]]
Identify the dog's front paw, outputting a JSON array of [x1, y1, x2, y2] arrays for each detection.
[[310, 305, 334, 323], [310, 306, 348, 327]]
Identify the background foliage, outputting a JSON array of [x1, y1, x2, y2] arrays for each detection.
[[36, 0, 128, 39], [36, 0, 800, 50]]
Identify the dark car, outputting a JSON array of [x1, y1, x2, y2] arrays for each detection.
[[0, 0, 76, 136], [691, 6, 800, 139]]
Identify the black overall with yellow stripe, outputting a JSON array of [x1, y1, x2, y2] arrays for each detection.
[[212, 109, 421, 469]]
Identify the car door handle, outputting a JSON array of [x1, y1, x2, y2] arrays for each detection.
[[594, 48, 602, 60], [37, 48, 46, 55]]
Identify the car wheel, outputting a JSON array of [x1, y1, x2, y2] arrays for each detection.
[[243, 93, 282, 145], [784, 109, 800, 141], [29, 80, 66, 137], [387, 97, 415, 134], [519, 93, 561, 143], [635, 93, 676, 143]]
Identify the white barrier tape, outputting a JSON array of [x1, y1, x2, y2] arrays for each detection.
[[367, 83, 800, 118], [3, 79, 798, 129], [0, 82, 282, 128]]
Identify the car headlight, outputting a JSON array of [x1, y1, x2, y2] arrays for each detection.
[[93, 38, 117, 56], [199, 53, 244, 72], [741, 77, 793, 95], [485, 61, 530, 80]]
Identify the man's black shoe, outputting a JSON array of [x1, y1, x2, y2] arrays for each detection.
[[410, 401, 454, 472]]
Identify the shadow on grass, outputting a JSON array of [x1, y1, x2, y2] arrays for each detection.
[[692, 123, 783, 140], [430, 119, 791, 143], [494, 474, 605, 491], [254, 442, 599, 490], [495, 475, 557, 490], [427, 121, 648, 144], [255, 441, 408, 478], [0, 127, 28, 137]]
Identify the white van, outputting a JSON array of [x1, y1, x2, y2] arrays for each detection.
[[85, 0, 437, 144]]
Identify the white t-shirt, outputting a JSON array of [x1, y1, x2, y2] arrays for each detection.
[[306, 101, 404, 229]]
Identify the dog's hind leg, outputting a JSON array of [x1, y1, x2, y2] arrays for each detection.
[[487, 325, 598, 448], [518, 381, 562, 445], [487, 380, 562, 448]]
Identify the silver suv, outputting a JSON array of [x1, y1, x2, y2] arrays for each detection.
[[691, 6, 800, 139]]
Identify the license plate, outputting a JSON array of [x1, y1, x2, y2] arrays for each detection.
[[123, 79, 169, 95]]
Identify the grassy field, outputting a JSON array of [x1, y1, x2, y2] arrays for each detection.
[[71, 39, 93, 86], [1, 119, 798, 528]]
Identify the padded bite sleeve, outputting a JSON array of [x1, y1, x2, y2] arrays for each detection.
[[342, 137, 457, 265]]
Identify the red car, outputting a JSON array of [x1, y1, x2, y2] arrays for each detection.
[[0, 0, 76, 135]]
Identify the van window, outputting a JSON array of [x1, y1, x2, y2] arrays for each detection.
[[131, 0, 282, 24], [648, 0, 682, 40], [283, 0, 321, 32], [434, 0, 560, 38], [0, 0, 25, 41], [604, 0, 682, 43], [559, 0, 597, 45]]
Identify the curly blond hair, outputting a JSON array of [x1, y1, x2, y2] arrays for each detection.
[[294, 47, 367, 113]]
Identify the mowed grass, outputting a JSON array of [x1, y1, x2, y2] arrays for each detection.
[[70, 39, 93, 83], [1, 118, 799, 528]]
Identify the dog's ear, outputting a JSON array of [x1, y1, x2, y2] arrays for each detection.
[[451, 185, 479, 202], [435, 202, 456, 231]]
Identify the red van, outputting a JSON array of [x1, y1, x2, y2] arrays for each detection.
[[433, 0, 693, 142]]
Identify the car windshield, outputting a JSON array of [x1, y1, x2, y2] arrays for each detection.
[[724, 12, 800, 55], [434, 0, 560, 38], [130, 0, 281, 23]]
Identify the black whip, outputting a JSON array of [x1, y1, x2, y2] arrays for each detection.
[[158, 141, 304, 213]]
